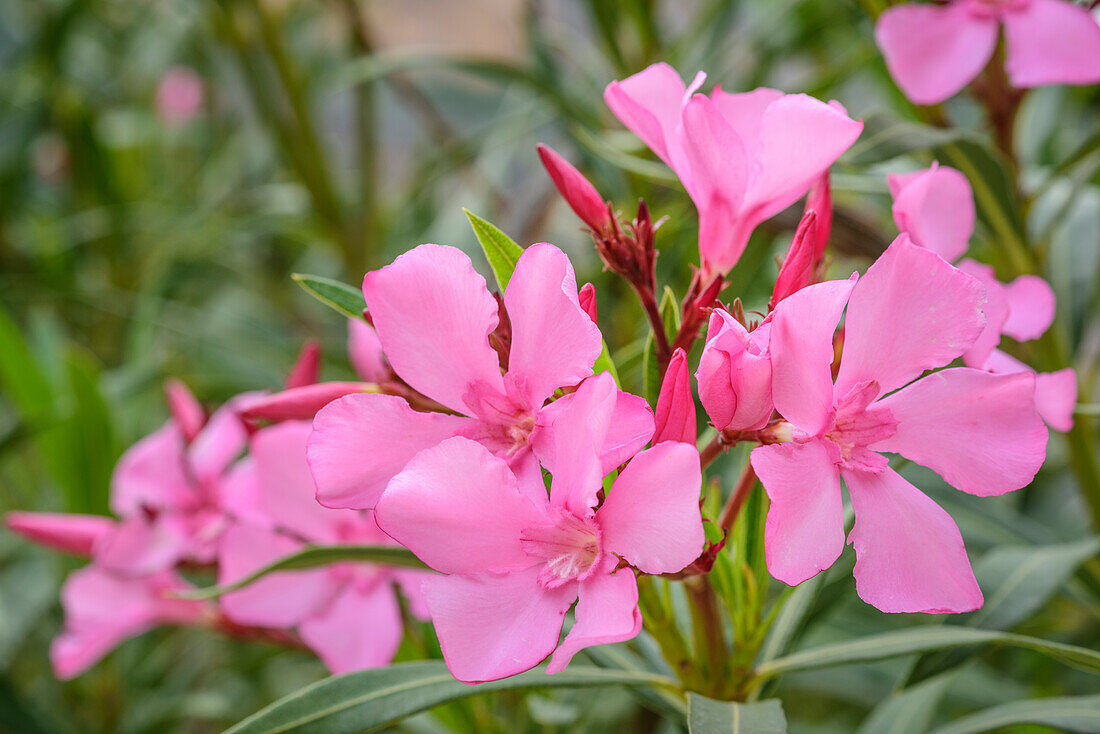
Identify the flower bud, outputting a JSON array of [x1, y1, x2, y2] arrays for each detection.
[[5, 512, 114, 557], [770, 211, 818, 311], [695, 310, 773, 432], [653, 348, 697, 445], [578, 283, 598, 324], [285, 340, 322, 389], [164, 379, 205, 443], [536, 144, 612, 232]]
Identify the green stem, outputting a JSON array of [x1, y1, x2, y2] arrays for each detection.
[[684, 575, 728, 697]]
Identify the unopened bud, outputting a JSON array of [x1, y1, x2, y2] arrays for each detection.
[[806, 173, 832, 263], [536, 144, 612, 232], [285, 340, 322, 389], [164, 379, 205, 443], [653, 348, 697, 445], [770, 211, 818, 310], [578, 283, 598, 324]]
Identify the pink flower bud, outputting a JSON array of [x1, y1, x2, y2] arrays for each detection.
[[770, 212, 818, 311], [806, 173, 832, 264], [536, 143, 611, 232], [695, 310, 774, 432], [164, 379, 205, 443], [285, 340, 322, 389], [240, 382, 370, 423], [156, 67, 204, 126], [5, 512, 114, 557], [653, 348, 697, 445], [348, 318, 389, 382], [578, 283, 598, 324]]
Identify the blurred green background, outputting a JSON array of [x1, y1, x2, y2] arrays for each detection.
[[0, 0, 1098, 732]]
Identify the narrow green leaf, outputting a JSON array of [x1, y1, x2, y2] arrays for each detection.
[[755, 627, 1100, 682], [593, 341, 621, 387], [929, 694, 1100, 734], [843, 112, 964, 166], [756, 574, 824, 666], [179, 545, 428, 600], [59, 350, 116, 515], [642, 331, 659, 406], [659, 286, 681, 343], [464, 209, 524, 291], [687, 694, 786, 734], [855, 674, 955, 734], [224, 662, 681, 734], [905, 537, 1100, 685], [293, 274, 367, 320]]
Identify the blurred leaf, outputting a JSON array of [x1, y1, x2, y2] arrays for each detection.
[[755, 627, 1100, 681], [180, 545, 428, 600], [843, 113, 964, 166], [583, 640, 687, 719], [642, 331, 659, 406], [855, 674, 954, 734], [687, 694, 786, 733], [293, 274, 367, 321], [464, 209, 524, 291], [594, 341, 621, 387], [928, 694, 1100, 734], [756, 574, 824, 666], [905, 537, 1100, 685], [57, 349, 116, 514], [0, 306, 53, 416], [223, 662, 681, 734]]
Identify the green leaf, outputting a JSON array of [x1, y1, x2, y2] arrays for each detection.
[[687, 694, 786, 733], [593, 341, 621, 387], [179, 545, 428, 600], [57, 349, 116, 515], [293, 274, 367, 320], [224, 662, 681, 734], [904, 537, 1100, 685], [843, 112, 964, 166], [464, 209, 524, 291], [755, 627, 1100, 682], [642, 331, 659, 406], [855, 674, 955, 734], [928, 694, 1100, 734], [756, 574, 824, 666], [659, 286, 681, 342]]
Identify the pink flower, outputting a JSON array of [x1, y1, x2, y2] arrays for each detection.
[[308, 243, 653, 510], [375, 372, 704, 683], [751, 236, 1047, 613], [156, 67, 205, 126], [695, 311, 775, 433], [537, 144, 612, 232], [653, 348, 697, 445], [875, 0, 1100, 105], [604, 63, 862, 278], [5, 512, 115, 557], [51, 565, 208, 679], [889, 164, 1076, 430], [95, 386, 267, 576], [219, 421, 424, 674]]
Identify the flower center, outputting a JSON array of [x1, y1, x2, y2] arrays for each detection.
[[520, 509, 602, 589], [824, 381, 898, 473]]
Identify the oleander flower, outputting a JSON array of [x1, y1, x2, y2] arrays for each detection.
[[375, 372, 704, 683], [875, 0, 1100, 105], [751, 236, 1047, 613], [604, 63, 862, 278]]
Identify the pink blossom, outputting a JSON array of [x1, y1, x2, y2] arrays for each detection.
[[308, 243, 654, 510], [653, 348, 697, 445], [604, 63, 862, 278], [156, 67, 205, 126], [537, 144, 612, 232], [889, 164, 1076, 430], [375, 372, 704, 682], [219, 421, 424, 674], [51, 565, 208, 679], [752, 236, 1047, 613], [875, 0, 1100, 105]]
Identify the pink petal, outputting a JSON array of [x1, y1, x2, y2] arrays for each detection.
[[873, 368, 1047, 496], [285, 340, 322, 389], [695, 310, 774, 432], [1035, 368, 1077, 433], [5, 512, 115, 557], [251, 420, 344, 542], [531, 372, 616, 516], [308, 393, 469, 510], [218, 524, 337, 627], [547, 561, 641, 674], [94, 514, 192, 576], [844, 467, 983, 614], [681, 93, 749, 275], [1002, 274, 1056, 342], [504, 243, 602, 408], [889, 165, 975, 262], [217, 458, 273, 529], [709, 87, 785, 152], [770, 276, 857, 435], [955, 259, 1012, 369], [348, 318, 389, 382], [375, 437, 547, 575], [241, 382, 371, 423], [423, 568, 576, 683], [653, 348, 697, 445], [299, 583, 403, 673], [740, 94, 863, 225], [597, 442, 704, 575], [1002, 0, 1100, 89], [363, 244, 504, 414], [751, 440, 844, 586], [604, 63, 689, 173], [110, 422, 191, 516], [164, 379, 204, 443], [874, 3, 999, 104], [835, 235, 986, 397], [188, 401, 249, 485], [536, 144, 611, 231]]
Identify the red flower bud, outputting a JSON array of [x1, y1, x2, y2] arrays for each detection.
[[578, 283, 598, 324], [653, 348, 697, 445], [770, 211, 818, 311], [285, 340, 322, 389], [537, 144, 612, 232]]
